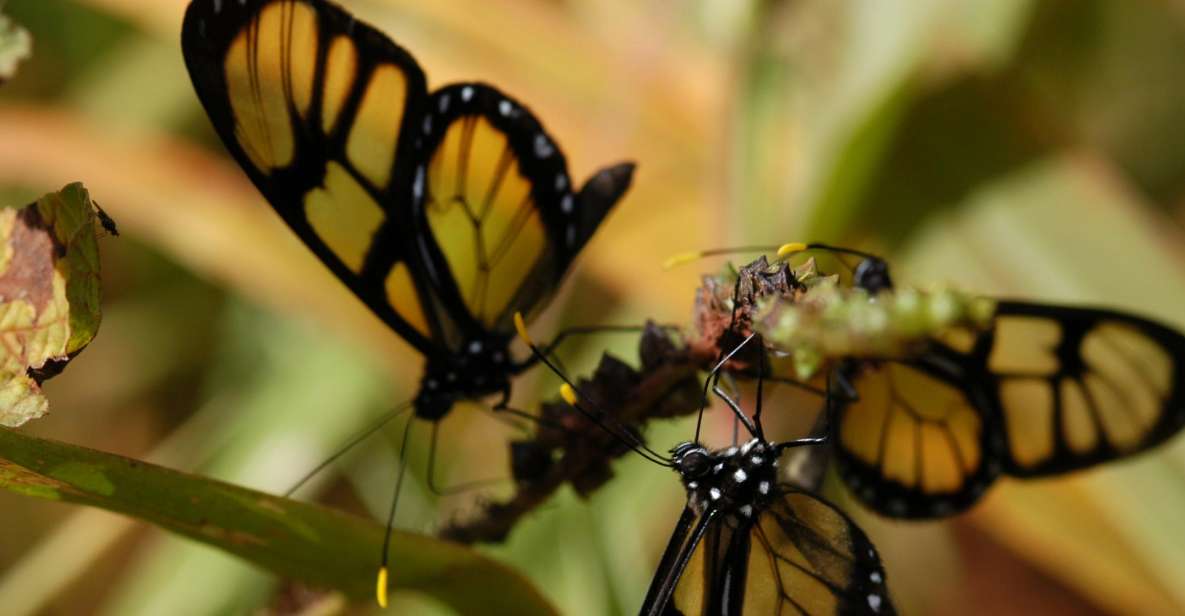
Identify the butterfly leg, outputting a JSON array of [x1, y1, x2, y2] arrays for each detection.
[[378, 415, 416, 605], [283, 401, 415, 497]]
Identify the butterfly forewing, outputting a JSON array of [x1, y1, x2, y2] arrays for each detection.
[[836, 299, 1185, 518], [658, 490, 893, 616], [182, 0, 436, 350], [747, 491, 893, 615], [987, 302, 1185, 476]]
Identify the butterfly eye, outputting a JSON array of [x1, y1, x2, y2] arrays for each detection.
[[853, 257, 893, 293], [677, 449, 711, 478]]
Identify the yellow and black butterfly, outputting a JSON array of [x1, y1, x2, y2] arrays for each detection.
[[181, 0, 633, 422], [643, 336, 893, 616], [794, 245, 1185, 518], [516, 325, 895, 616]]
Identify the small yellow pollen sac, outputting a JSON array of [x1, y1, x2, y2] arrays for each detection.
[[776, 242, 808, 258], [662, 251, 702, 271], [376, 566, 389, 608], [513, 312, 534, 347], [560, 383, 578, 406]]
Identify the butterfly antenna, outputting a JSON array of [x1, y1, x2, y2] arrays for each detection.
[[665, 240, 889, 272], [284, 398, 415, 497], [782, 242, 881, 263], [694, 332, 761, 442], [515, 313, 672, 467], [662, 243, 808, 270], [376, 415, 414, 608]]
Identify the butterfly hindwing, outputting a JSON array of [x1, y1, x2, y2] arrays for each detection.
[[833, 350, 1004, 519], [412, 83, 633, 343], [182, 0, 437, 350]]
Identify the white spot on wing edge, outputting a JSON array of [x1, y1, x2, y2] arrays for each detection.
[[533, 134, 554, 159], [868, 594, 882, 612], [461, 86, 474, 102], [499, 100, 513, 116], [560, 194, 574, 214], [413, 166, 425, 201]]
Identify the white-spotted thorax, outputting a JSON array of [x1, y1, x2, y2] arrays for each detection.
[[670, 438, 780, 525]]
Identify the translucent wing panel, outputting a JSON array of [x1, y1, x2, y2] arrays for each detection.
[[413, 84, 629, 338], [424, 113, 548, 330], [221, 0, 317, 171], [836, 358, 1000, 518], [182, 0, 436, 349], [747, 491, 893, 615], [989, 302, 1185, 476]]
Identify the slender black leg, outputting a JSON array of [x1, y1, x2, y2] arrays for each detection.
[[284, 402, 414, 497], [379, 416, 415, 579]]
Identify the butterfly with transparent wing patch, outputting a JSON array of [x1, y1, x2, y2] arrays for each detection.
[[781, 245, 1185, 519], [515, 323, 895, 616], [181, 0, 633, 421]]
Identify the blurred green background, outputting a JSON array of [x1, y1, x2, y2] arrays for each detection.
[[3, 0, 1185, 614]]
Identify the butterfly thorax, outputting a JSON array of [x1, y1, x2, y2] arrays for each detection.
[[415, 336, 512, 420], [671, 439, 779, 523]]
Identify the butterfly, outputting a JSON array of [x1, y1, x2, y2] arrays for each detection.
[[782, 245, 1185, 518], [641, 436, 894, 616], [181, 0, 634, 422], [517, 324, 895, 616]]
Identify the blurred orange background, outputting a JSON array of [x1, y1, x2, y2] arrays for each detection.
[[2, 1, 1185, 614]]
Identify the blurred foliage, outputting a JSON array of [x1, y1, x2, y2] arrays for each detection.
[[0, 3, 32, 83], [1, 0, 1184, 615], [0, 427, 556, 615]]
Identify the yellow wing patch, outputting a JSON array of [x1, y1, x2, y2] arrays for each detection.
[[425, 116, 546, 328], [385, 262, 430, 337], [303, 162, 386, 273], [223, 1, 319, 172], [999, 378, 1053, 467], [840, 363, 983, 495], [988, 316, 1061, 374], [322, 35, 358, 134], [348, 63, 408, 187]]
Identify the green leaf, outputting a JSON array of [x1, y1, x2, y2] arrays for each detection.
[[0, 427, 557, 615], [0, 183, 106, 427], [0, 7, 31, 84]]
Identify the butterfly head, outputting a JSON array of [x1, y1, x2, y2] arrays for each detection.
[[415, 336, 513, 420], [853, 257, 893, 293], [673, 439, 779, 518]]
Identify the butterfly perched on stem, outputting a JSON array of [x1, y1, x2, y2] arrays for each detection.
[[181, 0, 634, 422], [758, 244, 1185, 518], [515, 321, 895, 615]]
